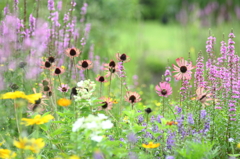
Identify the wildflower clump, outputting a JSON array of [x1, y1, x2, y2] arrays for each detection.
[[21, 114, 54, 126]]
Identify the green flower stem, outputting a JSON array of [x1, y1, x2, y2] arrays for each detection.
[[108, 72, 112, 96], [57, 75, 62, 86], [100, 82, 102, 98], [14, 100, 21, 135], [73, 57, 78, 82], [162, 96, 165, 117]]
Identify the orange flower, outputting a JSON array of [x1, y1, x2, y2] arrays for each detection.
[[57, 98, 71, 107], [166, 121, 178, 126]]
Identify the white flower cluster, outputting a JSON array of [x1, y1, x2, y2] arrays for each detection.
[[72, 114, 114, 142], [74, 79, 96, 101]]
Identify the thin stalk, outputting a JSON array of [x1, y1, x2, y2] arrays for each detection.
[[120, 74, 123, 115], [162, 96, 165, 117], [14, 100, 21, 135], [99, 83, 102, 98], [58, 75, 62, 86], [73, 57, 78, 81], [23, 0, 27, 30], [108, 73, 112, 96]]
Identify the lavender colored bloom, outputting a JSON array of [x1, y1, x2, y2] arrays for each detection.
[[153, 124, 159, 132], [81, 3, 88, 15], [200, 109, 207, 119], [29, 14, 36, 33], [166, 156, 175, 159], [48, 0, 55, 11], [229, 108, 236, 112], [194, 52, 206, 87], [4, 6, 9, 15], [176, 106, 182, 114], [203, 118, 210, 133], [156, 115, 163, 123], [108, 135, 114, 141], [129, 152, 138, 159], [138, 115, 144, 124], [119, 138, 124, 142], [142, 122, 147, 127], [93, 151, 104, 159], [164, 69, 171, 76], [145, 131, 153, 139], [57, 1, 62, 10], [166, 131, 175, 150], [127, 132, 137, 144], [187, 113, 194, 125], [150, 115, 155, 122], [79, 70, 85, 80]]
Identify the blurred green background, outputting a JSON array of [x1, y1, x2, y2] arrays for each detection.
[[1, 0, 240, 86]]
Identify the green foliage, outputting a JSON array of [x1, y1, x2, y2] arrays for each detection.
[[175, 141, 219, 159]]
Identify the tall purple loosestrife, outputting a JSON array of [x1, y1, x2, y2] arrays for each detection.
[[194, 51, 206, 88]]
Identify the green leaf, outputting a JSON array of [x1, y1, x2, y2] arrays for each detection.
[[39, 124, 47, 131], [50, 128, 65, 137]]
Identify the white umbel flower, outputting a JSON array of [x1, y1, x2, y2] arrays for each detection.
[[72, 117, 85, 132]]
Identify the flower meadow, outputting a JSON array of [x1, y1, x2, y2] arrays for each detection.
[[0, 1, 240, 159]]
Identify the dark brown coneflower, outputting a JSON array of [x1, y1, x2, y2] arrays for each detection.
[[145, 108, 152, 114], [42, 79, 50, 86], [77, 60, 93, 70], [116, 53, 130, 63], [96, 76, 108, 83], [65, 48, 81, 58], [18, 61, 27, 68], [109, 60, 116, 68], [98, 97, 113, 110], [9, 83, 19, 91], [53, 67, 65, 75], [48, 56, 55, 63], [125, 91, 141, 109], [40, 61, 52, 69]]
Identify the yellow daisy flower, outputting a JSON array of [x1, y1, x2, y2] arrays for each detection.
[[57, 98, 71, 107], [69, 155, 80, 159], [0, 149, 16, 158], [21, 114, 54, 126], [13, 137, 29, 149], [142, 142, 160, 148], [237, 143, 240, 149], [25, 93, 42, 104], [0, 91, 26, 99], [29, 138, 45, 153], [0, 91, 42, 104]]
